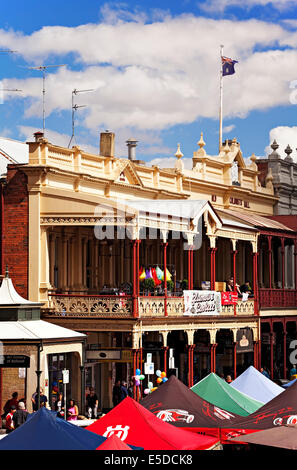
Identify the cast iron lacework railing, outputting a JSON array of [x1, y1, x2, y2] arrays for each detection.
[[46, 294, 255, 317], [47, 294, 133, 318]]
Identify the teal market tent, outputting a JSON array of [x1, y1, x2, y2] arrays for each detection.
[[191, 373, 263, 416]]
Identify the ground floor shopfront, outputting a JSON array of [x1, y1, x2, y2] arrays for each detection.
[[0, 340, 84, 415], [44, 316, 259, 410], [260, 314, 297, 381]]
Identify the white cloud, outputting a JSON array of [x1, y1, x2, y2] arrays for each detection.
[[148, 156, 193, 170], [199, 0, 297, 13], [18, 125, 98, 154], [222, 124, 235, 133], [0, 9, 297, 149], [265, 126, 297, 159]]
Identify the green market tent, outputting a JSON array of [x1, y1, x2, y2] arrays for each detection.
[[191, 373, 264, 416]]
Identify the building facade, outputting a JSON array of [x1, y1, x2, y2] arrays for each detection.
[[1, 130, 296, 410]]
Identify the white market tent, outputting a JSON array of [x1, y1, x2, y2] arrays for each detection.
[[230, 366, 284, 404]]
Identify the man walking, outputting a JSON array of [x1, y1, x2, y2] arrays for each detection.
[[12, 402, 29, 429]]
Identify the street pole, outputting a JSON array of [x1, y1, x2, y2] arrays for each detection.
[[219, 44, 224, 152]]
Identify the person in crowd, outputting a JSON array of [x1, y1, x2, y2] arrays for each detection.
[[2, 392, 19, 418], [240, 281, 252, 295], [67, 399, 79, 421], [54, 392, 65, 418], [226, 277, 241, 296], [32, 387, 48, 411], [112, 380, 122, 407], [226, 375, 233, 384], [290, 364, 297, 380], [120, 381, 128, 401], [127, 379, 134, 398], [260, 367, 270, 379], [12, 402, 29, 429], [86, 387, 99, 418], [5, 405, 16, 433]]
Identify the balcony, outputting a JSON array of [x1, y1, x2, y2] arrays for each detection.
[[45, 293, 255, 319], [259, 289, 297, 309]]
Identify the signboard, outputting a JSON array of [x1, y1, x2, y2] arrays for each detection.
[[62, 369, 69, 384], [184, 290, 222, 316], [144, 362, 154, 375], [236, 328, 254, 353], [0, 355, 30, 368], [221, 292, 238, 305], [146, 353, 152, 363]]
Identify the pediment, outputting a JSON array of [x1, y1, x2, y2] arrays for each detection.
[[113, 160, 143, 187]]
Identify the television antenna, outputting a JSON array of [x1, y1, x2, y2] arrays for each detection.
[[23, 64, 66, 134], [0, 50, 18, 54], [68, 88, 94, 148]]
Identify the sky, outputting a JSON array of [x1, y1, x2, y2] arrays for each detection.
[[1, 0, 297, 167]]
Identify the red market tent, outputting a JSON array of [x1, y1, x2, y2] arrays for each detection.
[[220, 378, 297, 442], [86, 397, 220, 450], [140, 374, 239, 436], [97, 434, 132, 450]]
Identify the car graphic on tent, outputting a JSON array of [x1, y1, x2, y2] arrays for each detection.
[[155, 409, 195, 424]]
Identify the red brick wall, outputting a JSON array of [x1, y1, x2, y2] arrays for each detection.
[[2, 167, 29, 298], [1, 368, 26, 413]]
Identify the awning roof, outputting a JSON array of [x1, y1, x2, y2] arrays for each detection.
[[217, 209, 294, 232], [0, 319, 85, 340], [0, 274, 42, 306]]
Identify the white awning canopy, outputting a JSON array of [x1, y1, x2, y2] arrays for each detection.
[[0, 319, 85, 341]]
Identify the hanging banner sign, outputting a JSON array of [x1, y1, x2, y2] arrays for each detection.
[[183, 290, 222, 316], [236, 328, 254, 353], [221, 292, 238, 305]]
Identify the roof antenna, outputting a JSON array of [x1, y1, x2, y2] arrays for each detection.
[[68, 88, 94, 148], [22, 64, 66, 135]]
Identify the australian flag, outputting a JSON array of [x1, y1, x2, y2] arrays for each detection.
[[222, 56, 238, 76]]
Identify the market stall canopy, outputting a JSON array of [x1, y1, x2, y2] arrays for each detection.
[[140, 374, 238, 434], [0, 407, 107, 450], [230, 366, 284, 403], [282, 378, 297, 389], [86, 396, 220, 450], [231, 425, 297, 450], [97, 434, 133, 450], [191, 373, 263, 416], [220, 378, 297, 442]]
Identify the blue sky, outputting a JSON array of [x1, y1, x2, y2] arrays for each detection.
[[1, 0, 297, 165]]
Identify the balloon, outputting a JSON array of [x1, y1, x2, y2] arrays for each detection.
[[148, 381, 153, 389], [156, 370, 161, 377], [144, 388, 150, 395], [161, 372, 166, 378], [135, 375, 140, 381], [139, 375, 145, 380], [151, 387, 157, 392], [136, 369, 141, 376], [135, 380, 140, 386], [157, 377, 162, 384], [162, 377, 168, 383]]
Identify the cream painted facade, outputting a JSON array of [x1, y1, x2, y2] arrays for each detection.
[[7, 130, 287, 408]]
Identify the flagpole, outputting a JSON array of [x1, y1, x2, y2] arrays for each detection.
[[219, 44, 224, 152]]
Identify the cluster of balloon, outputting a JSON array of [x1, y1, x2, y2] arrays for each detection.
[[156, 369, 168, 384], [144, 380, 156, 395], [134, 369, 145, 387]]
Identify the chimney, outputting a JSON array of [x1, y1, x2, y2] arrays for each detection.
[[34, 131, 44, 142], [100, 130, 115, 157], [126, 138, 138, 161]]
